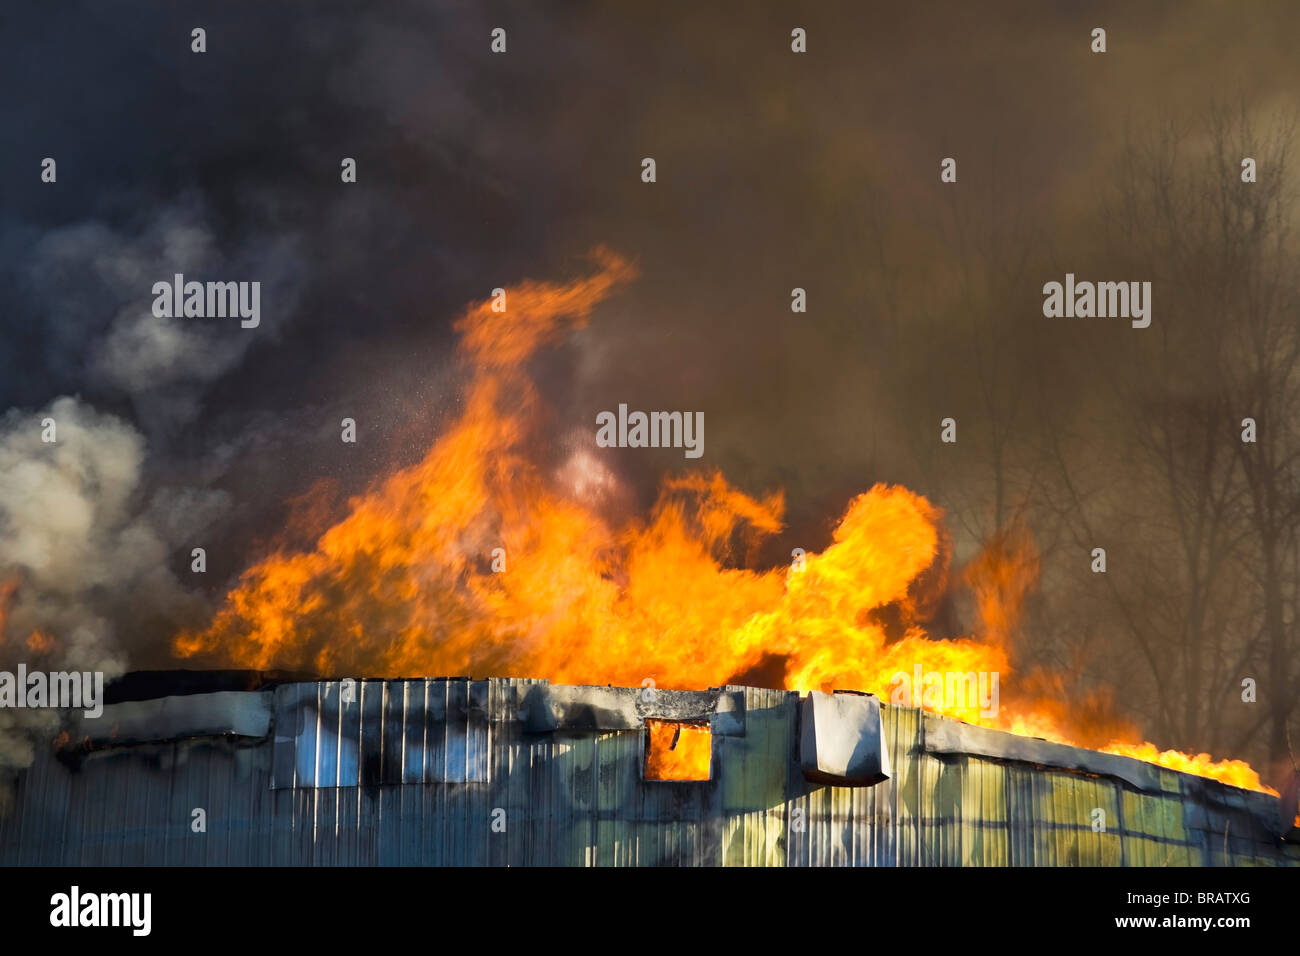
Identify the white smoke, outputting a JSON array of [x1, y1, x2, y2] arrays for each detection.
[[0, 396, 228, 782]]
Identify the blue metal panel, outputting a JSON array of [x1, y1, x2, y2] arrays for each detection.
[[2, 678, 1298, 866]]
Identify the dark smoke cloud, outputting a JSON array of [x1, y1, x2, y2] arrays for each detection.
[[2, 0, 1299, 775], [22, 198, 304, 433]]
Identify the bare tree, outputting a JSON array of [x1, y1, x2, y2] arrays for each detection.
[[1049, 103, 1300, 777]]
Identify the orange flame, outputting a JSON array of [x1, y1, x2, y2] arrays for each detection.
[[0, 576, 58, 661], [644, 719, 712, 781], [25, 629, 54, 655], [174, 249, 1272, 794], [0, 576, 18, 641]]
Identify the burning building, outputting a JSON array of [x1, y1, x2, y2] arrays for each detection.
[[4, 252, 1295, 869], [2, 674, 1296, 866]]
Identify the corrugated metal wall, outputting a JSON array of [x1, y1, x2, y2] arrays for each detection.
[[2, 678, 1297, 866]]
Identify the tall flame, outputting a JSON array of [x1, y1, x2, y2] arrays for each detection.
[[174, 249, 1272, 794]]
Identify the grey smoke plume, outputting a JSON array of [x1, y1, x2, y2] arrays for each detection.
[[0, 397, 229, 784], [24, 199, 303, 434]]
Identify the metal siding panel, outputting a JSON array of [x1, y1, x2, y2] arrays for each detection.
[[401, 681, 425, 785], [423, 679, 446, 785], [294, 692, 319, 790], [467, 680, 490, 784], [5, 686, 1300, 867], [380, 681, 404, 786], [271, 684, 300, 789], [337, 683, 362, 792], [204, 746, 229, 866], [443, 680, 468, 784], [317, 682, 341, 788], [7, 739, 38, 865], [358, 681, 383, 793]]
